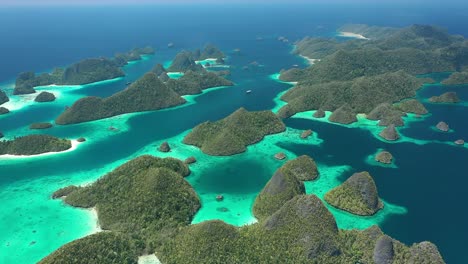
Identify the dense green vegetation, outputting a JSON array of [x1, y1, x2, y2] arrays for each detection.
[[14, 70, 63, 95], [0, 90, 8, 105], [0, 107, 9, 115], [279, 24, 468, 118], [167, 51, 205, 72], [253, 165, 306, 220], [253, 155, 319, 220], [429, 92, 460, 103], [166, 70, 233, 95], [14, 47, 153, 94], [114, 46, 155, 66], [61, 155, 199, 249], [394, 99, 428, 115], [278, 71, 422, 118], [29, 122, 53, 130], [35, 91, 56, 102], [442, 70, 468, 85], [61, 58, 125, 85], [325, 172, 384, 216], [167, 44, 224, 72], [39, 232, 140, 264], [0, 135, 71, 155], [44, 154, 445, 263], [183, 108, 286, 155], [55, 45, 234, 125], [55, 73, 186, 124], [338, 24, 398, 39], [328, 104, 358, 124]]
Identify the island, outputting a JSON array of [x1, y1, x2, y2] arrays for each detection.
[[55, 73, 186, 125], [0, 89, 8, 105], [253, 155, 318, 220], [394, 99, 428, 115], [278, 24, 468, 122], [166, 70, 233, 95], [429, 92, 460, 103], [183, 108, 286, 156], [441, 70, 468, 85], [0, 107, 9, 115], [0, 135, 71, 156], [325, 171, 384, 216], [55, 46, 234, 125], [53, 155, 200, 252], [29, 122, 53, 130], [41, 154, 445, 263], [35, 91, 56, 102], [375, 150, 393, 164], [167, 44, 225, 72], [13, 47, 154, 95]]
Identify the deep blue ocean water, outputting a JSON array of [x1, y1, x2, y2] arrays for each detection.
[[1, 4, 468, 263]]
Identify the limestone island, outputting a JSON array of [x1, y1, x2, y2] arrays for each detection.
[[35, 91, 56, 102], [0, 89, 9, 105], [325, 171, 384, 216], [253, 155, 318, 220], [183, 108, 286, 156], [429, 92, 460, 103], [44, 156, 199, 263], [0, 135, 71, 156], [442, 70, 468, 85], [41, 153, 445, 263], [29, 122, 53, 130], [55, 46, 233, 125], [13, 46, 154, 95], [167, 44, 225, 73], [278, 25, 468, 127], [375, 150, 393, 164], [0, 107, 9, 115], [55, 73, 184, 124]]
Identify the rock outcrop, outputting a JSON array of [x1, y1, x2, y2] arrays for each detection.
[[324, 171, 383, 216], [35, 92, 56, 102], [436, 121, 449, 132], [159, 142, 171, 152], [328, 104, 357, 124], [379, 124, 400, 141], [375, 150, 393, 164]]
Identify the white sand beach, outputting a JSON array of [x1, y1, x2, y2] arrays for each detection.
[[337, 31, 370, 40], [0, 139, 81, 159], [88, 207, 102, 233], [300, 55, 320, 65]]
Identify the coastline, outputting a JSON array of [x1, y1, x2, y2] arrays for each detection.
[[337, 31, 369, 40], [0, 139, 81, 159], [88, 207, 102, 234], [299, 54, 320, 65]]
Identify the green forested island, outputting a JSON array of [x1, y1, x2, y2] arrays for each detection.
[[55, 73, 185, 124], [35, 91, 56, 102], [0, 90, 9, 105], [253, 155, 318, 220], [279, 24, 468, 124], [325, 171, 384, 216], [167, 44, 225, 72], [0, 135, 71, 155], [55, 45, 233, 125], [442, 70, 468, 85], [183, 108, 286, 155], [13, 47, 154, 95], [43, 154, 445, 263]]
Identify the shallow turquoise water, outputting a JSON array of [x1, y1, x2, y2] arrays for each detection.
[[0, 9, 468, 263]]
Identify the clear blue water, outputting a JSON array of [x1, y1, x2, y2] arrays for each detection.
[[1, 4, 468, 263]]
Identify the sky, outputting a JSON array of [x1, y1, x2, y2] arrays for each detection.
[[0, 0, 465, 6]]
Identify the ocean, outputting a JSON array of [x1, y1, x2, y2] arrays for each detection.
[[0, 3, 467, 263]]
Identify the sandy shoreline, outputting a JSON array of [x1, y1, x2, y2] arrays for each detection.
[[0, 139, 81, 159], [300, 55, 320, 65], [88, 207, 102, 233], [337, 31, 369, 40]]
